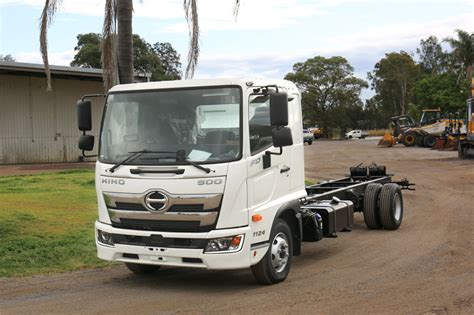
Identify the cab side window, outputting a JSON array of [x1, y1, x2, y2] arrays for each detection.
[[249, 101, 273, 155]]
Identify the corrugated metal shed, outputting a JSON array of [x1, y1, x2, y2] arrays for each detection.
[[0, 61, 150, 164]]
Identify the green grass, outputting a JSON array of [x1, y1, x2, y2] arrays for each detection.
[[0, 169, 111, 278], [0, 171, 319, 277], [305, 179, 315, 186]]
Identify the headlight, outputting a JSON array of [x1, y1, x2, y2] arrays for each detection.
[[97, 229, 115, 246], [205, 234, 244, 253]]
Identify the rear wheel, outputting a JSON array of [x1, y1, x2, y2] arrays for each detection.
[[379, 184, 403, 230], [363, 183, 383, 229], [424, 135, 436, 148], [402, 132, 416, 147], [251, 219, 293, 284], [458, 143, 468, 159], [308, 141, 313, 145], [125, 263, 160, 274]]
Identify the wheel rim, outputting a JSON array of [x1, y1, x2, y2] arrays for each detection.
[[405, 135, 414, 144], [271, 232, 289, 273], [393, 193, 402, 221]]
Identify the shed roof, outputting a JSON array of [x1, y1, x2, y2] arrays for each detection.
[[0, 61, 150, 81]]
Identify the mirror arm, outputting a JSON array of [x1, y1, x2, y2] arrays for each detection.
[[81, 150, 98, 158], [81, 94, 105, 101], [265, 147, 283, 156]]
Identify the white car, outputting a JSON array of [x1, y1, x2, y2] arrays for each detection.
[[345, 129, 369, 139]]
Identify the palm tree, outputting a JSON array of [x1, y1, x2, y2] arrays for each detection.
[[40, 0, 240, 91], [445, 29, 474, 83]]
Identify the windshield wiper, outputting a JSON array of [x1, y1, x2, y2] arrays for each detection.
[[108, 150, 175, 173], [175, 150, 214, 174]]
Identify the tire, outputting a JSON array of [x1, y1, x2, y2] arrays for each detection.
[[423, 135, 436, 148], [379, 184, 403, 230], [402, 132, 416, 147], [424, 135, 436, 148], [363, 183, 383, 229], [416, 135, 425, 147], [349, 135, 353, 139], [251, 219, 293, 285], [308, 141, 313, 145], [458, 143, 467, 159], [125, 263, 160, 274]]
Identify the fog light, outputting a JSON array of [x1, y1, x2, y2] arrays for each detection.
[[97, 229, 114, 246], [205, 235, 244, 253]]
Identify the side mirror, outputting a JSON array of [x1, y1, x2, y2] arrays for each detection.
[[77, 100, 92, 131], [79, 135, 94, 151], [269, 92, 288, 126], [272, 127, 293, 147]]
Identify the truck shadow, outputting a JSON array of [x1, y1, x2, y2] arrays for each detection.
[[110, 267, 257, 292]]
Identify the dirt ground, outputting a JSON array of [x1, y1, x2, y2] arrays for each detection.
[[1, 139, 473, 314]]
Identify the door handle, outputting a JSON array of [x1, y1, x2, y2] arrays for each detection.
[[280, 166, 291, 173]]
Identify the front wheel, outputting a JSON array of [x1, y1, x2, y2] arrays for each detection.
[[308, 141, 313, 145], [251, 219, 293, 284], [402, 132, 416, 147]]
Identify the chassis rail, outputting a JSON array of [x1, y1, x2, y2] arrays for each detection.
[[302, 165, 414, 212]]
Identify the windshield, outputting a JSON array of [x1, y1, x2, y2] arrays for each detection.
[[99, 86, 241, 165]]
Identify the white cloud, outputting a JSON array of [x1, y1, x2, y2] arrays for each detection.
[[1, 0, 370, 30], [192, 13, 471, 99], [16, 50, 75, 66]]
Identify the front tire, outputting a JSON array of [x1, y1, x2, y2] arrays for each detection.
[[402, 132, 416, 147], [125, 263, 160, 274], [251, 219, 293, 284], [379, 184, 403, 230]]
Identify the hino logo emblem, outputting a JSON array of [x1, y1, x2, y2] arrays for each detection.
[[144, 191, 169, 212], [102, 178, 125, 185]]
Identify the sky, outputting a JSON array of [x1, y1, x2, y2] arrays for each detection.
[[0, 0, 472, 99]]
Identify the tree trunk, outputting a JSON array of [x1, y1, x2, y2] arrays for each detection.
[[117, 0, 134, 84], [467, 64, 473, 98]]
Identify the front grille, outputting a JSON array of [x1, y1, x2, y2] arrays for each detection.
[[113, 202, 147, 211], [112, 234, 208, 249], [112, 219, 215, 232], [111, 203, 210, 212], [167, 204, 204, 212]]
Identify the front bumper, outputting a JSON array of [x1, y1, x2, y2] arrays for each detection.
[[95, 221, 253, 270]]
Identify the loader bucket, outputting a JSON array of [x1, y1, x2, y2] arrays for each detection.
[[440, 136, 458, 151], [432, 138, 445, 150], [378, 132, 396, 147]]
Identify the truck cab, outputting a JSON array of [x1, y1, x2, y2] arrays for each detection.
[[78, 79, 306, 283]]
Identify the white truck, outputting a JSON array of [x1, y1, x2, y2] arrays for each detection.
[[345, 129, 369, 139], [77, 79, 413, 284]]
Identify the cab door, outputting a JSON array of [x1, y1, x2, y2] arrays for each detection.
[[246, 98, 290, 217]]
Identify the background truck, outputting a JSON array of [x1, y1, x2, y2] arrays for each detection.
[[458, 98, 474, 159], [77, 79, 413, 284], [303, 128, 314, 145], [345, 129, 369, 139]]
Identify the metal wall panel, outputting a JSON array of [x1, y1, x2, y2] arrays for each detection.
[[0, 74, 104, 164]]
